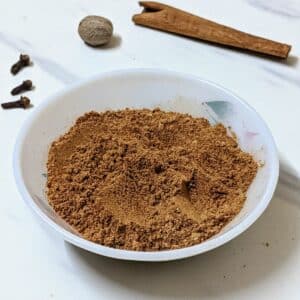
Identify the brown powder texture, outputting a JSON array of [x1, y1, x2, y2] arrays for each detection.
[[47, 108, 258, 251]]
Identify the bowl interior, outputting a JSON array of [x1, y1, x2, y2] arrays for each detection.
[[14, 69, 278, 261]]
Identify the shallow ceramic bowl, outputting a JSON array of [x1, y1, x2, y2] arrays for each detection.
[[13, 69, 279, 261]]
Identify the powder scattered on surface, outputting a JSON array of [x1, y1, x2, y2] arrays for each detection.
[[47, 108, 258, 251]]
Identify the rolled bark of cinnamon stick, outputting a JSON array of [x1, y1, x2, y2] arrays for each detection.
[[132, 1, 291, 59]]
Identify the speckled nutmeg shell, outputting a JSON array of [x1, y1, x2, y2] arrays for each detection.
[[78, 15, 113, 46]]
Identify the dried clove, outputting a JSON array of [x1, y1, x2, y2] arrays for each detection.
[[10, 54, 31, 75], [11, 80, 33, 95], [1, 96, 31, 109]]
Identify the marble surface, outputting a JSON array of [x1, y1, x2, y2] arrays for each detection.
[[0, 0, 299, 299]]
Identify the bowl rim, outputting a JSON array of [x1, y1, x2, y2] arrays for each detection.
[[13, 68, 279, 261]]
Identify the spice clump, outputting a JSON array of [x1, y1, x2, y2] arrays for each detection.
[[47, 109, 258, 251]]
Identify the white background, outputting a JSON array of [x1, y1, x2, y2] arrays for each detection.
[[0, 0, 299, 299]]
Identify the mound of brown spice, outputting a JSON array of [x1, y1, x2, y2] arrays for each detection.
[[47, 108, 258, 251]]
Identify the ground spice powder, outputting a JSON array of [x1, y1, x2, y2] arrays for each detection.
[[47, 109, 258, 251]]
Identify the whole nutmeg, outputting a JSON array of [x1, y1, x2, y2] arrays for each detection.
[[78, 15, 113, 46]]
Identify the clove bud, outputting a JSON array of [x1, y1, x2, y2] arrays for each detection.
[[10, 54, 31, 75], [11, 80, 33, 95], [1, 96, 31, 109]]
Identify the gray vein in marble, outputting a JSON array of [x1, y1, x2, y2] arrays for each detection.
[[0, 32, 79, 84], [33, 55, 79, 84], [263, 65, 300, 87], [4, 212, 24, 224], [247, 0, 300, 18], [278, 158, 300, 207], [0, 32, 25, 52], [280, 171, 300, 190]]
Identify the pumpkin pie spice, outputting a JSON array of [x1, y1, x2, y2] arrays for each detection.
[[47, 109, 258, 251]]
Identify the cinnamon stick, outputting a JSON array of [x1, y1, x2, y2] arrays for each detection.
[[132, 1, 291, 58]]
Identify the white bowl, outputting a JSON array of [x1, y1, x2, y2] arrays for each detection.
[[13, 69, 279, 261]]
